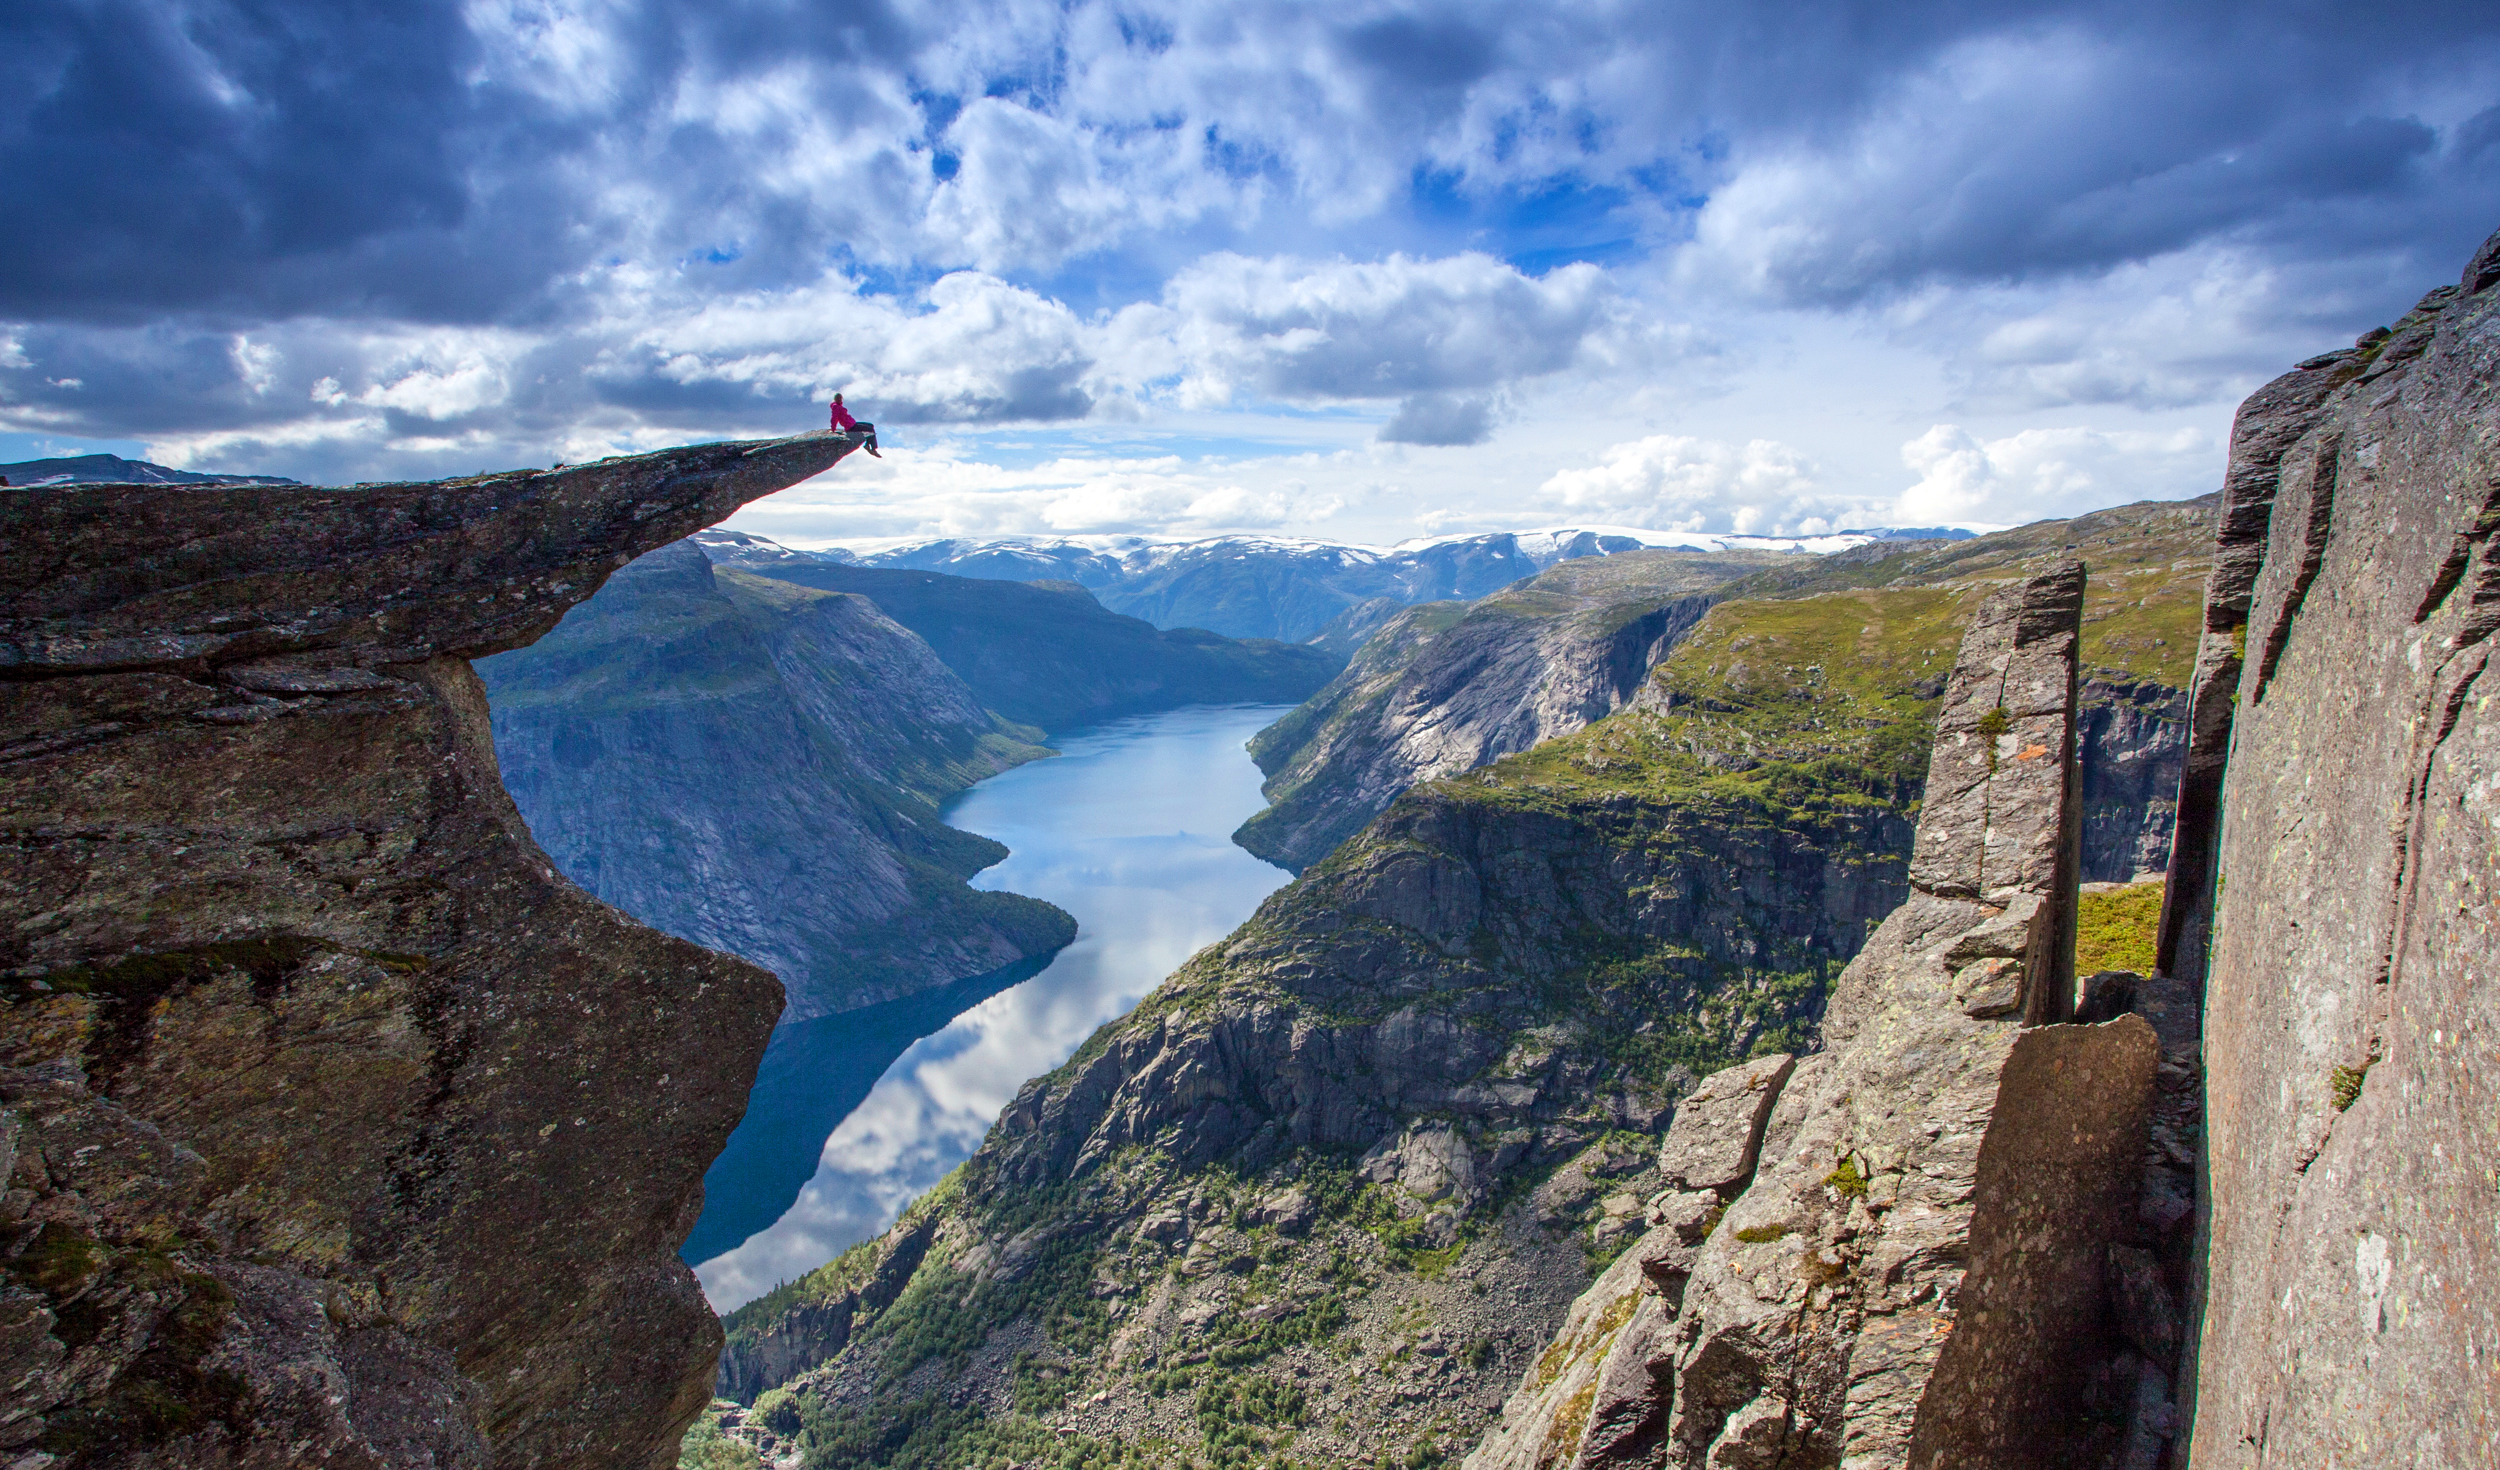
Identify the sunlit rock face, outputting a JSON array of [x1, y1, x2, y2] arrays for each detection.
[[1473, 563, 2163, 1470], [2166, 225, 2500, 1468], [0, 434, 852, 1469]]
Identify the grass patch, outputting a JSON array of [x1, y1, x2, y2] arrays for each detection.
[[2075, 881, 2163, 975]]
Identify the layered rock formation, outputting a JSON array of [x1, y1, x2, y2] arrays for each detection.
[[2157, 228, 2500, 1463], [1, 435, 854, 1468], [1236, 549, 1788, 871], [1474, 565, 2162, 1470], [480, 540, 1072, 1023]]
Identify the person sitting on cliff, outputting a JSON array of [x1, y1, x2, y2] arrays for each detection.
[[828, 393, 880, 457]]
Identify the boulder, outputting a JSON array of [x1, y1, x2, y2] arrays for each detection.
[[1654, 1053, 1795, 1194]]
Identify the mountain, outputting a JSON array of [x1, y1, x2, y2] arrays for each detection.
[[708, 560, 1342, 732], [0, 451, 301, 486], [840, 526, 1872, 642], [700, 495, 2207, 1468], [692, 527, 858, 567], [1246, 496, 2209, 880], [1234, 548, 1796, 871], [479, 540, 1075, 1024]]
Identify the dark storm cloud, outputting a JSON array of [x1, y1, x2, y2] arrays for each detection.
[[0, 0, 545, 321]]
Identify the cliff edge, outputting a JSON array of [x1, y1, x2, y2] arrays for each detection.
[[2160, 226, 2500, 1464], [0, 434, 855, 1468]]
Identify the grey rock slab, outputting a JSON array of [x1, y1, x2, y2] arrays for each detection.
[[0, 437, 853, 1469], [1654, 1053, 1795, 1194], [2175, 224, 2500, 1467]]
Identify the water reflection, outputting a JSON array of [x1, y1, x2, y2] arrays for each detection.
[[693, 703, 1294, 1312]]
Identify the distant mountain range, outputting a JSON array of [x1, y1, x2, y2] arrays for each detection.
[[0, 452, 301, 487], [698, 523, 1977, 642]]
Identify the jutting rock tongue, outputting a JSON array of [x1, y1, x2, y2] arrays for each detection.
[[0, 434, 854, 1469], [1470, 560, 2159, 1470]]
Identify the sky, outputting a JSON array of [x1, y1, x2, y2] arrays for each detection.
[[5, 1, 2497, 547]]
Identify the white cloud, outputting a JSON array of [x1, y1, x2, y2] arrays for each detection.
[[1144, 251, 1647, 407], [1896, 423, 2216, 524], [1536, 434, 1857, 536]]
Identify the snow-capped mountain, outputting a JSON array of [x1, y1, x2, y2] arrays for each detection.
[[691, 522, 1965, 642]]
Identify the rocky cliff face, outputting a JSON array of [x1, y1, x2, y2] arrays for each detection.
[[1234, 550, 1789, 871], [2156, 227, 2500, 1465], [721, 562, 1341, 732], [1476, 564, 2171, 1470], [0, 435, 854, 1469], [480, 540, 1072, 1023], [1245, 504, 2207, 881], [695, 501, 2208, 1468]]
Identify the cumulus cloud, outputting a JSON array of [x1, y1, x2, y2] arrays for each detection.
[[1895, 423, 2217, 524], [1536, 434, 1861, 535]]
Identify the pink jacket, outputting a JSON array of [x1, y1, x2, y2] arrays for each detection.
[[829, 400, 858, 431]]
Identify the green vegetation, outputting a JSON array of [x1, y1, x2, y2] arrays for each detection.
[[679, 1406, 763, 1470], [794, 1395, 1163, 1470], [1732, 1224, 1793, 1244], [1824, 1156, 1869, 1199], [2330, 1061, 2372, 1113], [2075, 881, 2164, 975]]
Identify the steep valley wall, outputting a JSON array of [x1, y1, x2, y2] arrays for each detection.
[[481, 540, 1074, 1023], [0, 436, 856, 1469], [1241, 505, 2208, 882]]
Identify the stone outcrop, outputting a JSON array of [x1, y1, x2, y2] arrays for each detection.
[[1477, 564, 2164, 1470], [480, 539, 1072, 1023], [1, 434, 854, 1468], [2158, 227, 2500, 1464]]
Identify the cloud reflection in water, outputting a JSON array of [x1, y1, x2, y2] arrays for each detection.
[[694, 703, 1293, 1312]]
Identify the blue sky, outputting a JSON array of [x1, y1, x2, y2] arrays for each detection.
[[5, 0, 2497, 544]]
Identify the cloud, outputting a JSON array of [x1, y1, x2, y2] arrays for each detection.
[[1895, 422, 2217, 524], [1379, 392, 1496, 446], [1679, 20, 2500, 308], [1146, 251, 1643, 405], [3, 0, 2492, 532], [1536, 434, 1857, 535]]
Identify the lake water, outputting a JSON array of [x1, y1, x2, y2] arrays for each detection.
[[692, 703, 1296, 1313]]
